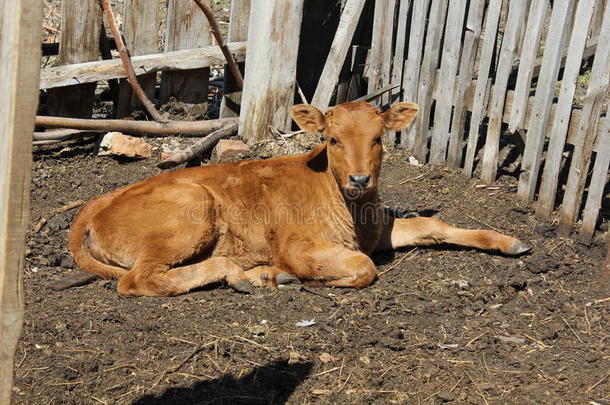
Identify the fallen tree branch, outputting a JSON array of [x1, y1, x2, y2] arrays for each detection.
[[192, 0, 244, 89], [34, 129, 103, 141], [36, 115, 238, 137], [33, 200, 84, 233], [99, 0, 166, 122], [49, 271, 98, 291], [157, 123, 238, 169]]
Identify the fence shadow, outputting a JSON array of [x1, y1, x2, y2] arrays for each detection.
[[132, 360, 313, 405]]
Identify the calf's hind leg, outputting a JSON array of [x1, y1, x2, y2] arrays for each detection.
[[376, 217, 531, 254]]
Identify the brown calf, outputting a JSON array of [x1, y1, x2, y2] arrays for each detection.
[[69, 101, 530, 296]]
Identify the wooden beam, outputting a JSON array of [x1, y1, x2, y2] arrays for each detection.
[[239, 1, 304, 143], [0, 0, 41, 403], [311, 0, 366, 110], [40, 42, 247, 90], [219, 0, 251, 118], [46, 0, 101, 118]]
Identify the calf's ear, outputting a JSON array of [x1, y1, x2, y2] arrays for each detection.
[[291, 104, 327, 132], [383, 102, 419, 130]]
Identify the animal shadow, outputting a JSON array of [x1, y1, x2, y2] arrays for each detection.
[[132, 360, 313, 405]]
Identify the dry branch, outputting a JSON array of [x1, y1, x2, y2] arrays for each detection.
[[192, 0, 244, 89], [33, 200, 84, 233], [35, 115, 238, 137], [99, 0, 166, 122], [157, 123, 238, 169]]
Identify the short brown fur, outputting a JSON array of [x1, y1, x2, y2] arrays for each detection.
[[69, 101, 530, 296]]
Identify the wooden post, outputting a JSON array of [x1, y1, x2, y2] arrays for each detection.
[[219, 0, 250, 118], [160, 0, 212, 105], [239, 1, 304, 143], [311, 0, 366, 110], [558, 0, 610, 236], [367, 0, 396, 107], [47, 0, 101, 118], [0, 0, 41, 402], [116, 0, 161, 117]]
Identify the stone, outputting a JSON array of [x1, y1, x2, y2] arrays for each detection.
[[215, 139, 249, 160], [98, 132, 153, 159]]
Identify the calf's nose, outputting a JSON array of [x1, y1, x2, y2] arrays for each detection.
[[348, 174, 371, 188]]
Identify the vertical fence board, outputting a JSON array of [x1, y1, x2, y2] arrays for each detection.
[[117, 0, 160, 117], [558, 1, 610, 236], [0, 0, 41, 402], [413, 0, 449, 161], [220, 0, 250, 118], [517, 0, 576, 200], [160, 0, 212, 104], [429, 0, 467, 163], [447, 0, 484, 168], [462, 0, 503, 177], [239, 1, 304, 143], [579, 118, 610, 244], [368, 0, 396, 108], [390, 0, 411, 145], [508, 0, 547, 133], [311, 0, 367, 110], [400, 0, 430, 148], [47, 0, 101, 118], [536, 0, 597, 218], [480, 1, 528, 183]]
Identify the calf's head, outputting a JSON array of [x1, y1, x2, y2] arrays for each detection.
[[291, 101, 419, 193]]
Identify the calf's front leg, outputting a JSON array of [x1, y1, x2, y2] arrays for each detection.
[[375, 216, 531, 255]]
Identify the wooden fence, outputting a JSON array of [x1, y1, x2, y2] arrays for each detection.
[[367, 0, 609, 244]]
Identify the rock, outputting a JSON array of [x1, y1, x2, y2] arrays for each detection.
[[98, 132, 153, 159], [215, 139, 249, 161], [437, 390, 456, 402], [451, 279, 470, 290]]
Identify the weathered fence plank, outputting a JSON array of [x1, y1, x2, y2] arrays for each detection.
[[508, 0, 547, 133], [311, 0, 366, 110], [117, 0, 161, 117], [558, 1, 610, 236], [429, 0, 467, 163], [239, 1, 304, 143], [579, 118, 610, 244], [517, 0, 576, 200], [479, 0, 527, 183], [47, 0, 101, 118], [160, 0, 212, 104], [368, 0, 396, 108], [447, 0, 484, 168], [220, 0, 250, 118], [40, 42, 247, 90], [536, 0, 597, 218], [413, 0, 449, 161], [462, 0, 503, 177], [400, 0, 430, 148], [390, 0, 411, 146], [0, 0, 41, 402]]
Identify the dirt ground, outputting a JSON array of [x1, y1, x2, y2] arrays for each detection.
[[13, 136, 610, 405]]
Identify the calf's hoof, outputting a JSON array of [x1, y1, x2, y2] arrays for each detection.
[[232, 280, 254, 294], [276, 272, 302, 290], [507, 241, 532, 256]]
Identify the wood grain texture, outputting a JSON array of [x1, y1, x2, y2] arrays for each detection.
[[479, 0, 527, 183], [47, 0, 101, 118], [160, 0, 212, 104], [0, 1, 41, 402], [311, 0, 366, 110], [536, 0, 597, 218], [40, 42, 247, 89], [367, 0, 396, 107], [220, 0, 250, 118], [117, 0, 161, 117], [558, 0, 610, 236], [446, 0, 484, 167], [517, 0, 575, 200], [462, 0, 503, 177], [428, 0, 467, 163], [238, 1, 304, 143]]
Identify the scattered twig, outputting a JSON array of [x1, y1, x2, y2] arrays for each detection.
[[157, 123, 238, 169], [463, 370, 489, 405], [36, 115, 238, 137], [400, 173, 425, 184], [33, 200, 84, 233], [191, 0, 243, 89], [352, 84, 400, 103], [378, 248, 418, 276], [587, 371, 610, 392], [99, 0, 167, 122], [297, 82, 309, 105], [464, 213, 502, 233], [465, 331, 489, 347], [561, 315, 584, 344]]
